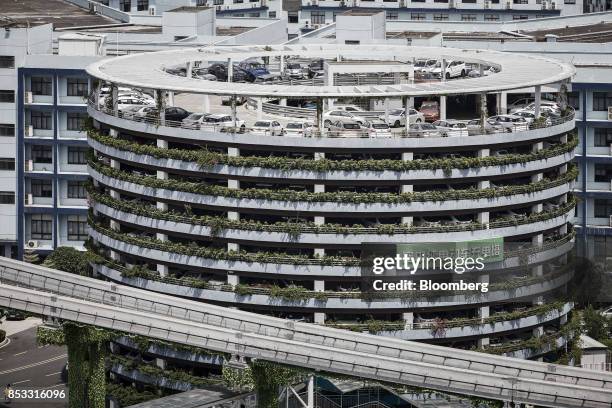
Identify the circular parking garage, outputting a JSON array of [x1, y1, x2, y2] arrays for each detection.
[[86, 44, 577, 358]]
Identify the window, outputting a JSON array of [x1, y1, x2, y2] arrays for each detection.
[[248, 12, 260, 17], [386, 11, 398, 20], [66, 78, 88, 97], [433, 13, 449, 20], [119, 0, 131, 11], [31, 180, 52, 197], [67, 112, 87, 131], [462, 14, 477, 21], [67, 215, 88, 241], [484, 13, 500, 20], [593, 92, 612, 111], [268, 11, 276, 18], [594, 164, 612, 182], [0, 56, 15, 69], [411, 13, 426, 20], [32, 145, 53, 164], [0, 90, 14, 103], [311, 11, 326, 24], [434, 0, 448, 2], [564, 0, 575, 3], [0, 124, 14, 137], [31, 77, 52, 96], [513, 0, 528, 3], [67, 181, 87, 199], [594, 128, 612, 147], [0, 192, 14, 204], [594, 199, 612, 218], [411, 0, 425, 2], [67, 147, 88, 164], [512, 14, 529, 19], [288, 12, 298, 23], [196, 0, 207, 5], [567, 92, 579, 110], [462, 0, 476, 2], [31, 215, 52, 240], [0, 158, 15, 171], [30, 111, 52, 130], [137, 0, 149, 10]]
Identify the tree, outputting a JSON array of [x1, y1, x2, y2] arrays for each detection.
[[582, 305, 610, 341], [43, 247, 90, 276], [23, 248, 40, 264]]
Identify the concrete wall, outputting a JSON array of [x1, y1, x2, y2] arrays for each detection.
[[215, 18, 288, 45], [336, 12, 386, 44], [162, 7, 216, 37]]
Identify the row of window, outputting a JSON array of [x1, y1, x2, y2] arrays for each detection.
[[30, 214, 88, 241], [29, 77, 88, 97], [29, 146, 88, 165], [311, 10, 538, 23], [29, 180, 87, 199], [28, 112, 87, 131]]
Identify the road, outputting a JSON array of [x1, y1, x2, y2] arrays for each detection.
[[0, 326, 67, 408]]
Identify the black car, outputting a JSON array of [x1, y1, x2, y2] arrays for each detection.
[[207, 63, 247, 82], [138, 107, 191, 123], [308, 59, 324, 78]]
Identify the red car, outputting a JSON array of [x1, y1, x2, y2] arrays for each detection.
[[419, 101, 440, 122]]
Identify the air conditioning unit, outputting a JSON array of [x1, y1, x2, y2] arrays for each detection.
[[449, 0, 455, 7], [26, 193, 33, 205], [607, 106, 612, 120], [25, 125, 33, 137], [541, 0, 548, 9], [26, 159, 33, 172], [148, 7, 156, 15], [484, 0, 491, 9], [506, 1, 512, 8], [26, 240, 39, 249], [25, 91, 33, 104], [551, 1, 556, 9]]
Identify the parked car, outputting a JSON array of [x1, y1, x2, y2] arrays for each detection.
[[379, 108, 424, 127], [284, 122, 314, 137], [121, 105, 150, 120], [419, 100, 440, 122], [114, 94, 154, 111], [510, 100, 560, 114], [432, 119, 468, 137], [181, 112, 211, 129], [414, 59, 438, 74], [134, 106, 191, 122], [431, 60, 466, 79], [201, 114, 245, 131], [253, 74, 282, 84], [327, 119, 364, 136], [487, 115, 529, 132], [466, 119, 502, 135], [284, 62, 306, 79], [364, 120, 392, 137], [308, 59, 325, 78], [408, 122, 440, 138], [6, 309, 25, 321], [239, 60, 270, 82], [508, 98, 534, 112], [251, 120, 283, 136], [323, 110, 367, 126], [192, 68, 217, 81], [207, 62, 247, 82], [333, 105, 363, 113]]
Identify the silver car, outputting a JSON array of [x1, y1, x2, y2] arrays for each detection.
[[408, 122, 440, 138]]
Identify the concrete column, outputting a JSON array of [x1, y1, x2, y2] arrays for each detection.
[[534, 85, 542, 118], [111, 84, 118, 115], [384, 97, 390, 124], [279, 54, 285, 73], [187, 61, 194, 79], [478, 64, 484, 77], [227, 273, 239, 286], [402, 151, 413, 225], [499, 91, 507, 114], [167, 91, 174, 107], [316, 97, 323, 135], [441, 58, 447, 81], [440, 95, 447, 120], [230, 95, 237, 131], [279, 98, 287, 107], [227, 58, 233, 82], [202, 94, 210, 113], [404, 97, 412, 134], [403, 312, 414, 329], [477, 148, 490, 224], [532, 141, 544, 153], [480, 93, 487, 133], [314, 280, 325, 323], [477, 274, 490, 347], [256, 97, 263, 120], [155, 357, 167, 370]]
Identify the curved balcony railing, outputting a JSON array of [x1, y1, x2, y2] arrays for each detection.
[[90, 188, 575, 241], [88, 98, 575, 140], [88, 129, 577, 182]]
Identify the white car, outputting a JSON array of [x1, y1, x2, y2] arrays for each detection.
[[487, 115, 529, 132], [284, 62, 305, 79], [432, 119, 468, 137], [333, 105, 363, 113], [323, 110, 367, 126], [251, 120, 283, 136], [379, 108, 424, 128], [431, 60, 466, 79], [181, 112, 211, 129], [414, 59, 438, 74], [364, 121, 392, 137], [510, 101, 560, 114], [201, 114, 245, 131], [284, 122, 314, 137], [115, 94, 154, 111]]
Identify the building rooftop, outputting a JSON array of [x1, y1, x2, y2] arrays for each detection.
[[340, 9, 384, 16], [167, 6, 212, 13], [0, 0, 118, 29], [126, 388, 244, 408], [580, 335, 608, 350], [521, 22, 612, 43]]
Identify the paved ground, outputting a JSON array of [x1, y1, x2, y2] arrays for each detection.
[[0, 325, 68, 408]]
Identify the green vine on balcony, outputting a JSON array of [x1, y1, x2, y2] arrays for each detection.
[[88, 186, 576, 238], [89, 158, 578, 205], [88, 128, 577, 173]]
